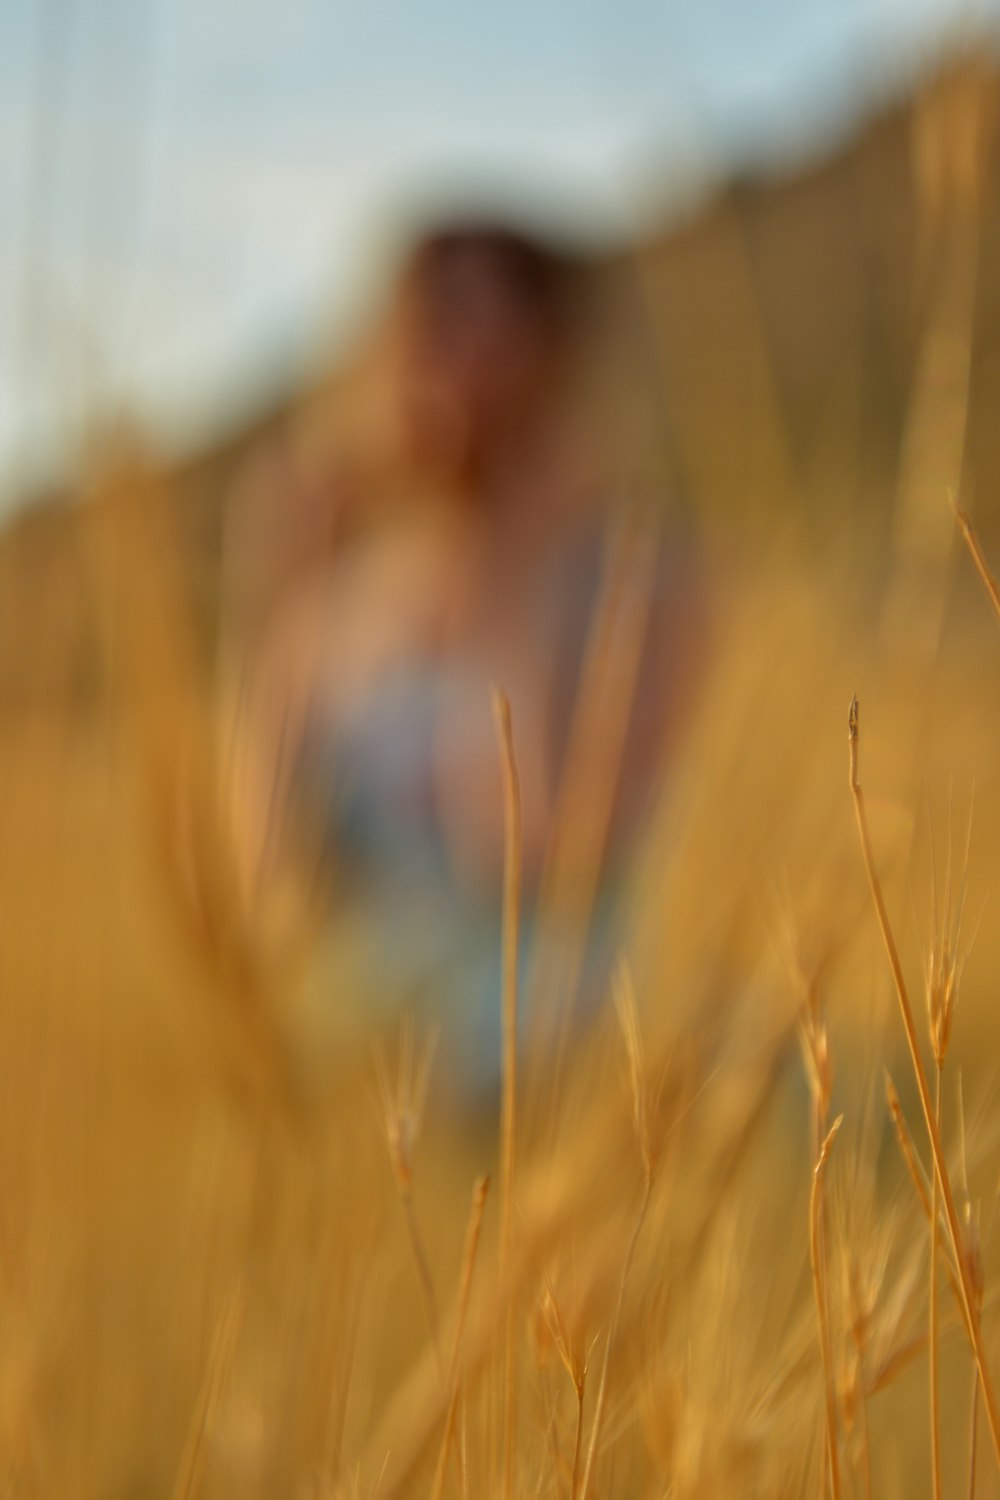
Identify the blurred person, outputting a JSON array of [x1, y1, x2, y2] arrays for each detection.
[[220, 221, 707, 1076]]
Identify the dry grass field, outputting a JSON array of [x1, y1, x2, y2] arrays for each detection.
[[3, 47, 1000, 1500]]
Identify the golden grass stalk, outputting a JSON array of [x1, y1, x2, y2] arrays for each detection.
[[845, 1257, 874, 1500], [924, 786, 973, 1500], [885, 1074, 967, 1325], [570, 1370, 586, 1499], [886, 1074, 932, 1220], [964, 1195, 985, 1500], [524, 516, 655, 1101], [578, 962, 655, 1500], [578, 1177, 652, 1500], [368, 1158, 598, 1497], [374, 1023, 442, 1379], [791, 942, 841, 1492], [955, 504, 1000, 627], [492, 686, 522, 1500], [170, 1276, 246, 1500], [969, 1359, 980, 1500], [930, 1065, 943, 1500], [848, 696, 1000, 1470], [538, 1273, 598, 1500], [948, 502, 1000, 1493], [530, 1371, 564, 1500], [430, 1174, 490, 1500], [810, 1114, 843, 1500], [959, 1076, 986, 1500]]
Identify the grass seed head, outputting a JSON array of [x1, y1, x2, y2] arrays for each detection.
[[373, 1018, 438, 1195], [924, 788, 976, 1068]]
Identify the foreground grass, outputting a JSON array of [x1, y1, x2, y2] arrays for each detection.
[[4, 474, 1000, 1499]]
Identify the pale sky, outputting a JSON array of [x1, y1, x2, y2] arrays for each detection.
[[1, 0, 997, 507]]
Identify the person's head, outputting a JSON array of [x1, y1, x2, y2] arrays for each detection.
[[392, 223, 577, 483]]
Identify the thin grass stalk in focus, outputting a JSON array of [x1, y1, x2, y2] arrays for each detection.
[[955, 504, 1000, 628], [848, 696, 1000, 1471], [959, 1076, 986, 1500], [924, 786, 970, 1500], [930, 1052, 944, 1498]]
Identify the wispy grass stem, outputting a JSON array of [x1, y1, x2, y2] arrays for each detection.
[[848, 697, 1000, 1472]]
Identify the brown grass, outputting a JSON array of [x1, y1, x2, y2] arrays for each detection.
[[5, 506, 1000, 1496], [7, 77, 1000, 1490], [849, 693, 1000, 1474]]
